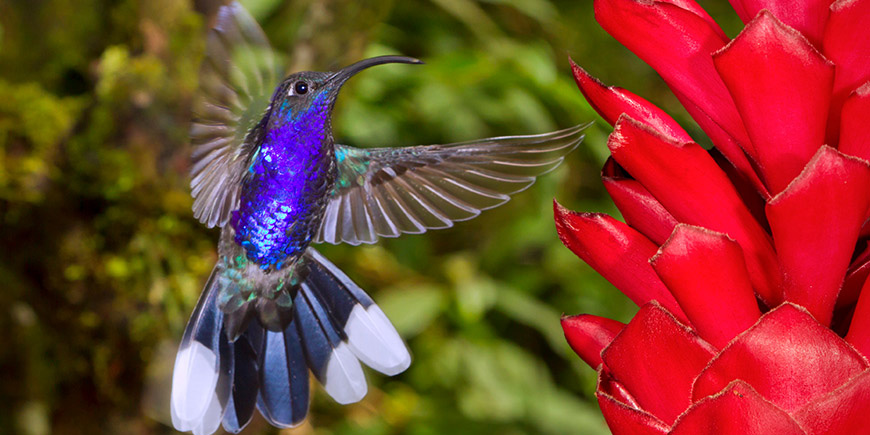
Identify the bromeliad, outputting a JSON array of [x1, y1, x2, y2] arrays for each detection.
[[558, 0, 870, 433]]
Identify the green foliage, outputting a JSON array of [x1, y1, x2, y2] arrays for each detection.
[[0, 0, 674, 433], [0, 80, 86, 202]]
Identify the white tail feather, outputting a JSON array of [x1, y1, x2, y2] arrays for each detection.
[[170, 341, 221, 431], [323, 342, 368, 404], [345, 304, 411, 375]]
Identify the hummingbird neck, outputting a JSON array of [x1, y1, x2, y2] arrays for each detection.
[[274, 92, 335, 151]]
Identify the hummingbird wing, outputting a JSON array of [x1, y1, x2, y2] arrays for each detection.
[[189, 2, 284, 228], [315, 122, 591, 245]]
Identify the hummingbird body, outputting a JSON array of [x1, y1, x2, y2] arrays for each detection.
[[171, 3, 589, 435], [232, 90, 334, 269]]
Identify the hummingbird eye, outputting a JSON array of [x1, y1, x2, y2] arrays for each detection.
[[293, 81, 309, 95]]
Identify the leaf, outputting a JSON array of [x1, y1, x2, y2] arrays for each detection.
[[458, 340, 610, 434], [376, 284, 447, 337], [495, 285, 570, 356]]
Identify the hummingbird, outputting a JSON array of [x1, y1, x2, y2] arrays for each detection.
[[171, 2, 589, 434]]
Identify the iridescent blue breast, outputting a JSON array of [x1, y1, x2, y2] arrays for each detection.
[[231, 94, 334, 269]]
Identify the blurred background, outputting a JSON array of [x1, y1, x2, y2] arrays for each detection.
[[0, 0, 742, 434]]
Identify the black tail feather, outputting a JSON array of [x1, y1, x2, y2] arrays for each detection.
[[255, 326, 309, 427], [221, 325, 260, 433], [294, 283, 368, 404]]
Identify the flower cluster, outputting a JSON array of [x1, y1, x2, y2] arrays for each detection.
[[558, 0, 870, 432]]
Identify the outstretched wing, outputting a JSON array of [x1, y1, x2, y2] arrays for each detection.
[[189, 2, 284, 228], [314, 122, 591, 245]]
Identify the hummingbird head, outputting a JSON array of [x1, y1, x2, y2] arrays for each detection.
[[270, 55, 423, 126]]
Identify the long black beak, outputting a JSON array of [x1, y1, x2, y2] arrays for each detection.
[[328, 55, 423, 88]]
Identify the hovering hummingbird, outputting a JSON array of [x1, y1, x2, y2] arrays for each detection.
[[171, 2, 589, 434]]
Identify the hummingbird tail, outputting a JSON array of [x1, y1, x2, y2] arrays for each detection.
[[170, 249, 410, 434], [169, 266, 230, 435]]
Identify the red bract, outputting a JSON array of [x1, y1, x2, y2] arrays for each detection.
[[560, 1, 870, 433]]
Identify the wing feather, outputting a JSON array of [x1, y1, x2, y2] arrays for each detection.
[[189, 2, 284, 228], [314, 122, 591, 245]]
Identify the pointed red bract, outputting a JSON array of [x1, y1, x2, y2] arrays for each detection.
[[692, 304, 869, 412], [601, 303, 715, 425], [713, 11, 834, 195], [838, 83, 870, 161], [823, 0, 870, 146], [570, 60, 691, 143], [602, 158, 678, 246], [766, 147, 870, 325], [593, 0, 752, 151], [595, 0, 766, 194], [671, 380, 806, 435], [677, 99, 768, 197], [650, 225, 761, 349], [842, 279, 868, 313], [561, 314, 625, 368], [729, 1, 830, 47], [661, 0, 726, 39], [597, 396, 670, 435], [598, 366, 642, 408], [608, 116, 782, 305], [553, 201, 688, 322], [794, 370, 870, 433], [597, 369, 670, 435], [709, 149, 769, 227], [846, 278, 870, 357], [727, 0, 749, 21], [840, 242, 870, 310]]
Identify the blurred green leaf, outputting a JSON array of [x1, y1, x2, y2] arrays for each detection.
[[378, 284, 447, 337], [495, 285, 570, 356], [482, 0, 558, 24], [240, 0, 285, 20], [457, 340, 608, 434]]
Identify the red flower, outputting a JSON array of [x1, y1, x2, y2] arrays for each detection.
[[558, 1, 870, 433]]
